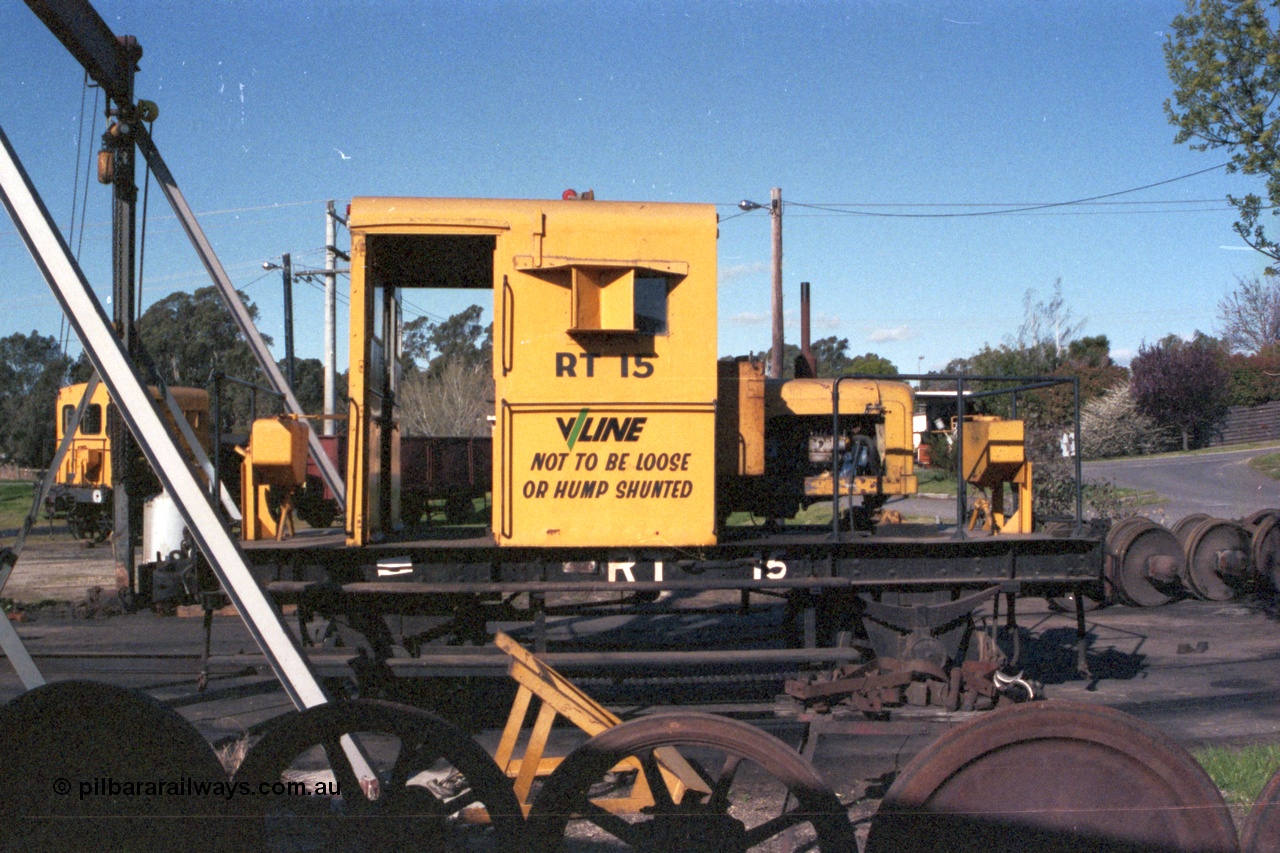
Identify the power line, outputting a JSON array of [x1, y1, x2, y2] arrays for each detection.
[[787, 205, 1246, 219], [732, 162, 1234, 220]]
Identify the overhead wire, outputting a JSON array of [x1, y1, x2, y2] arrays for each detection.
[[734, 162, 1235, 220], [62, 75, 100, 355]]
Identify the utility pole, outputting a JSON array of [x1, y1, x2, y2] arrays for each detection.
[[281, 252, 294, 390], [770, 187, 783, 380], [323, 201, 336, 436]]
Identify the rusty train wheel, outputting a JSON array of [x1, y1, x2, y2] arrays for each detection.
[[1105, 517, 1182, 608], [0, 680, 233, 852], [232, 699, 524, 852], [1172, 513, 1211, 544], [1251, 515, 1280, 593], [527, 712, 856, 851], [1182, 518, 1252, 601], [865, 700, 1237, 853], [1243, 508, 1280, 530]]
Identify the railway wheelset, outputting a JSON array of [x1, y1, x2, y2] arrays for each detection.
[[9, 657, 1280, 851], [1096, 509, 1280, 608]]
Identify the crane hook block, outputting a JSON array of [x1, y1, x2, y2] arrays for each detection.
[[97, 150, 114, 185]]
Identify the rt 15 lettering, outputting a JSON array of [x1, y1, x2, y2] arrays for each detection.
[[555, 352, 654, 378]]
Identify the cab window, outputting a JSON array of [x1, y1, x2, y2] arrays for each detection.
[[634, 276, 668, 334]]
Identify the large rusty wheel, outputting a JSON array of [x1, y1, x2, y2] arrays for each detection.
[[1249, 515, 1280, 593], [232, 699, 524, 852], [865, 700, 1237, 853], [0, 680, 233, 853], [1182, 518, 1252, 601], [526, 712, 856, 851], [1104, 517, 1183, 607]]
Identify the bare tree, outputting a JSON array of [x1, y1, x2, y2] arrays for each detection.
[[1217, 273, 1280, 354], [399, 358, 493, 437], [1012, 277, 1086, 359]]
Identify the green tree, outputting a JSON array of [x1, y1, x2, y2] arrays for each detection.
[[1223, 346, 1280, 404], [137, 286, 272, 431], [1066, 334, 1115, 368], [283, 357, 348, 430], [844, 351, 899, 376], [757, 337, 897, 379], [927, 281, 1101, 427], [403, 305, 493, 376], [0, 331, 73, 466], [1165, 0, 1280, 267]]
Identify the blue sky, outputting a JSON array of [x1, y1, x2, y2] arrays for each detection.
[[0, 0, 1270, 377]]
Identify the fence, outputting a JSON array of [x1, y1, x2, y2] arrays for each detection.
[[0, 464, 42, 481], [1211, 401, 1280, 447]]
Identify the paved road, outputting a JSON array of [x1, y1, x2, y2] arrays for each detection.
[[883, 445, 1280, 527], [1084, 445, 1280, 525]]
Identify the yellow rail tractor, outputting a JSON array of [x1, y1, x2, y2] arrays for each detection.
[[239, 195, 1100, 688], [48, 382, 211, 540], [340, 196, 917, 548]]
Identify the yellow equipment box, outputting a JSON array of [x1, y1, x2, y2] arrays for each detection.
[[960, 416, 1025, 488]]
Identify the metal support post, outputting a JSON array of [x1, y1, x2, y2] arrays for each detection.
[[769, 187, 783, 380], [282, 252, 294, 390], [0, 123, 333, 714], [953, 378, 968, 540], [324, 201, 337, 437]]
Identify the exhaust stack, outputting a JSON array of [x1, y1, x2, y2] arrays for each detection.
[[799, 281, 816, 377]]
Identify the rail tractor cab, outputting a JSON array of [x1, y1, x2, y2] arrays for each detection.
[[48, 382, 211, 540], [344, 196, 919, 548]]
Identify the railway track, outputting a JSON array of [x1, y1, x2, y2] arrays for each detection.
[[0, 596, 1277, 846]]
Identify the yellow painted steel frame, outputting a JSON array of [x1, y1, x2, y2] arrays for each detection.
[[237, 416, 308, 541], [479, 632, 710, 819], [960, 416, 1033, 535], [345, 197, 719, 547]]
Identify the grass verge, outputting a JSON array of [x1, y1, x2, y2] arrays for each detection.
[[1249, 452, 1280, 480], [1194, 743, 1280, 806], [0, 480, 36, 531]]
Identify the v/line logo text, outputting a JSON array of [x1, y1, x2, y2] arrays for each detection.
[[557, 409, 647, 450]]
